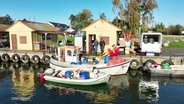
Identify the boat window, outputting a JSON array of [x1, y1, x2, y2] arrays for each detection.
[[144, 35, 160, 43], [67, 50, 72, 56], [73, 50, 77, 56]]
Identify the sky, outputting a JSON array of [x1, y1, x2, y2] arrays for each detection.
[[0, 0, 184, 27]]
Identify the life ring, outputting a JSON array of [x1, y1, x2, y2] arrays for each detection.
[[21, 63, 30, 70], [12, 62, 21, 70], [41, 55, 50, 64], [130, 59, 140, 70], [1, 53, 10, 62], [161, 60, 174, 66], [21, 54, 30, 63], [12, 54, 20, 63], [31, 55, 40, 64]]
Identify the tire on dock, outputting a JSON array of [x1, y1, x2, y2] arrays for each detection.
[[161, 60, 174, 66], [142, 59, 155, 71], [1, 53, 10, 62], [144, 59, 155, 66], [41, 55, 50, 64], [31, 55, 40, 64], [12, 54, 20, 63], [21, 54, 30, 63], [129, 59, 140, 70]]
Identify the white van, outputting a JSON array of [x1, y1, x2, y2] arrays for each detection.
[[140, 32, 162, 55]]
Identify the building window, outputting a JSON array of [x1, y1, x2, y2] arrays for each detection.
[[42, 33, 51, 40], [73, 49, 77, 56], [100, 37, 109, 45], [67, 50, 72, 56], [20, 36, 27, 44]]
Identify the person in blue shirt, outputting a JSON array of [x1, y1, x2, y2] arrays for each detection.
[[93, 39, 98, 55]]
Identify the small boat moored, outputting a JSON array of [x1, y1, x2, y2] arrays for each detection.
[[147, 63, 184, 78], [39, 67, 111, 85]]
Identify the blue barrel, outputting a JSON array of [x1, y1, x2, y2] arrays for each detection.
[[104, 56, 110, 64], [78, 61, 82, 65], [79, 71, 89, 79], [65, 71, 73, 78], [83, 58, 88, 63]]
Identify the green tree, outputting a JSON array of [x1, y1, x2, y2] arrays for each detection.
[[100, 12, 106, 20], [167, 24, 182, 35], [0, 14, 14, 24], [69, 9, 94, 29], [112, 16, 129, 32], [152, 22, 165, 32], [112, 0, 158, 36]]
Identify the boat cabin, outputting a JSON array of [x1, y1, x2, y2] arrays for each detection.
[[57, 46, 81, 63]]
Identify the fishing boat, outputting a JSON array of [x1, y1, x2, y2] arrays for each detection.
[[148, 63, 184, 78], [39, 67, 111, 85], [50, 46, 130, 75]]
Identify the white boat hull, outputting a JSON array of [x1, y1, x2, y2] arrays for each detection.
[[50, 57, 130, 75], [43, 68, 111, 85], [44, 74, 110, 85]]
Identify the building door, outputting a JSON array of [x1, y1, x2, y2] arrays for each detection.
[[60, 48, 65, 62], [11, 34, 17, 50], [88, 34, 96, 54]]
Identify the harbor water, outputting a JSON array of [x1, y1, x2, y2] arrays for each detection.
[[0, 62, 184, 104]]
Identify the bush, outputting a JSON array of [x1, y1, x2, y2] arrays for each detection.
[[167, 24, 182, 35]]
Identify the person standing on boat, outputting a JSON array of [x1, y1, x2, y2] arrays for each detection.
[[93, 39, 98, 55], [100, 39, 105, 54]]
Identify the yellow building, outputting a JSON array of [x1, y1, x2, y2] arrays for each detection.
[[82, 18, 122, 54], [6, 19, 61, 50]]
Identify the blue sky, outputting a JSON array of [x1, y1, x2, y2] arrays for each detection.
[[0, 0, 184, 27]]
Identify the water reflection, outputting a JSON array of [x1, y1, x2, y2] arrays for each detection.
[[11, 63, 35, 101], [0, 62, 11, 74], [108, 74, 129, 89], [150, 76, 184, 85], [139, 80, 159, 102], [44, 77, 125, 104], [0, 62, 49, 102], [0, 62, 184, 103], [138, 74, 184, 103]]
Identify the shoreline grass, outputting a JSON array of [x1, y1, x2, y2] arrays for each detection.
[[163, 41, 184, 48]]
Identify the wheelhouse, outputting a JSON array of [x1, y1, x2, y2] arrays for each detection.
[[57, 46, 81, 63]]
